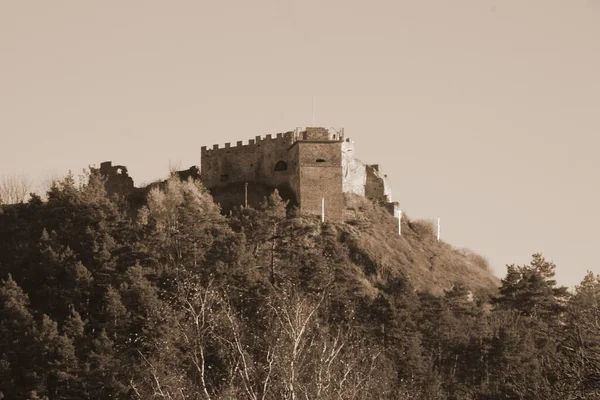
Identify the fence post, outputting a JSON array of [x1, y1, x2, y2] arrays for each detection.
[[398, 209, 402, 235]]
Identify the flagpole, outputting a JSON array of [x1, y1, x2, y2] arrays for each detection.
[[312, 96, 315, 126]]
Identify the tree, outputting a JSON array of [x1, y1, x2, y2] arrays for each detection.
[[143, 176, 232, 272], [0, 274, 37, 397], [0, 275, 79, 398], [485, 309, 547, 399], [34, 315, 78, 397], [487, 254, 571, 399], [555, 272, 600, 398], [101, 285, 127, 340], [493, 253, 569, 321], [0, 173, 32, 204]]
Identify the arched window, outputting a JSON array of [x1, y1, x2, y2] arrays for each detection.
[[316, 159, 327, 163], [274, 160, 288, 171]]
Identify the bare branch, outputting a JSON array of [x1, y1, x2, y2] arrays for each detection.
[[0, 173, 32, 204]]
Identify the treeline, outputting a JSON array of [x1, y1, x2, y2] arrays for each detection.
[[0, 170, 599, 399]]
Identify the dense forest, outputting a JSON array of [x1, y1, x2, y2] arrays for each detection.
[[0, 170, 598, 399]]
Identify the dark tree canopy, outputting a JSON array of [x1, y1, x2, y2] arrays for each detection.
[[0, 169, 595, 399]]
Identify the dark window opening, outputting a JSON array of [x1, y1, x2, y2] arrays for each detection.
[[274, 160, 288, 171], [220, 174, 229, 182], [316, 159, 327, 163]]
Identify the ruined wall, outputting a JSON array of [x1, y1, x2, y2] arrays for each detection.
[[342, 140, 366, 197], [387, 202, 400, 218], [384, 175, 393, 202], [294, 141, 344, 221], [365, 164, 392, 203], [98, 161, 134, 197], [341, 141, 393, 204], [176, 166, 200, 181]]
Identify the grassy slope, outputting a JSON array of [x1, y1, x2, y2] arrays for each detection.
[[328, 194, 500, 300], [135, 175, 500, 301]]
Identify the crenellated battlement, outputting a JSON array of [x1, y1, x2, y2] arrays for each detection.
[[201, 128, 346, 156], [201, 131, 296, 156], [293, 127, 345, 142]]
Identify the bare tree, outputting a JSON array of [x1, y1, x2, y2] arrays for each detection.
[[130, 281, 221, 400], [130, 283, 387, 400], [0, 173, 32, 204], [269, 293, 324, 400], [222, 296, 274, 400], [266, 292, 384, 400]]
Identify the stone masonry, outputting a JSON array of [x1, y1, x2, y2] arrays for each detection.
[[201, 127, 397, 221]]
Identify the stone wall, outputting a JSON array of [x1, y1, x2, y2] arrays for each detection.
[[296, 127, 344, 141], [97, 161, 134, 197], [199, 127, 393, 221], [342, 141, 393, 204], [200, 132, 300, 210], [176, 166, 200, 181], [342, 140, 366, 197], [365, 164, 392, 203], [208, 181, 297, 213], [288, 143, 301, 205], [100, 126, 395, 221], [294, 141, 344, 221], [201, 132, 295, 190]]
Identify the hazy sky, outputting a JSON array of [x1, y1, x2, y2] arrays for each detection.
[[1, 1, 599, 287]]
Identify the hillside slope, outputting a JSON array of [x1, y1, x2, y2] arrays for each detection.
[[338, 194, 499, 298], [93, 161, 499, 299], [0, 172, 587, 400]]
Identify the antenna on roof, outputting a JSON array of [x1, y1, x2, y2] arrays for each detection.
[[312, 96, 315, 126]]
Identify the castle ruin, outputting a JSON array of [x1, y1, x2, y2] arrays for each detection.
[[201, 127, 397, 221]]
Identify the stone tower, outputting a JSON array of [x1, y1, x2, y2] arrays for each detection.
[[288, 127, 344, 221]]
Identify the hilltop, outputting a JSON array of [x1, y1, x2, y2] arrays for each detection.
[[0, 168, 591, 400], [90, 158, 498, 297]]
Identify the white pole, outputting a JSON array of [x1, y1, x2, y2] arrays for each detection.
[[321, 198, 325, 223], [437, 216, 441, 241], [398, 209, 402, 235]]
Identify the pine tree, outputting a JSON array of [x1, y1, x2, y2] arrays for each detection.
[[556, 272, 600, 397], [0, 274, 38, 397], [493, 253, 569, 321]]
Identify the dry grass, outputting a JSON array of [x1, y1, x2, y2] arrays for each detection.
[[334, 194, 500, 298]]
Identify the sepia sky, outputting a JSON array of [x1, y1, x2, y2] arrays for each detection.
[[1, 1, 599, 287]]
